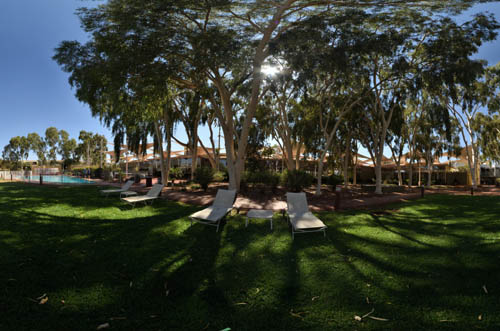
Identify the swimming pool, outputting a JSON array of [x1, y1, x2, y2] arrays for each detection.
[[24, 175, 94, 184]]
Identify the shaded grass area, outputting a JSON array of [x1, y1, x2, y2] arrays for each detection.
[[1, 182, 499, 330]]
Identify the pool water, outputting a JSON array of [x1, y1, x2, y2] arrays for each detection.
[[25, 175, 94, 184]]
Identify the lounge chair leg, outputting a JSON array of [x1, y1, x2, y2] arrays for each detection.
[[323, 229, 326, 237], [216, 222, 220, 232]]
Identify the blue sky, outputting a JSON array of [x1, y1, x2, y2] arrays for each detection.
[[1, 0, 499, 160]]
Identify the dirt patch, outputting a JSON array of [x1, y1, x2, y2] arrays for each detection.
[[155, 184, 500, 212]]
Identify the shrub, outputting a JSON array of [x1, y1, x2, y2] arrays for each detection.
[[169, 167, 184, 180], [194, 167, 214, 191], [242, 170, 280, 191], [266, 172, 280, 191], [213, 171, 226, 182], [280, 169, 313, 192], [496, 178, 500, 187], [94, 167, 104, 179], [328, 174, 343, 188]]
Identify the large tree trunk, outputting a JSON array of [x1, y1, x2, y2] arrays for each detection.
[[190, 126, 198, 181], [315, 157, 325, 196], [295, 141, 302, 171], [408, 159, 414, 187], [397, 164, 403, 186], [418, 159, 422, 186], [343, 136, 351, 188], [211, 3, 295, 192], [165, 125, 172, 185], [427, 157, 432, 188], [374, 151, 383, 195], [154, 121, 167, 185]]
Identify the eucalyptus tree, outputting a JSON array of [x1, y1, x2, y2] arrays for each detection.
[[58, 130, 78, 168], [27, 133, 46, 166], [385, 107, 407, 186], [45, 127, 60, 164], [76, 131, 107, 166], [2, 136, 28, 169], [433, 59, 500, 188], [260, 60, 317, 172], [172, 90, 205, 180], [199, 105, 222, 170], [412, 100, 460, 187], [474, 113, 500, 164], [270, 10, 378, 195], [54, 0, 488, 191]]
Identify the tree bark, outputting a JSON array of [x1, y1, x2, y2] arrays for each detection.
[[374, 151, 383, 195], [154, 121, 167, 185], [426, 155, 432, 188], [343, 136, 351, 188]]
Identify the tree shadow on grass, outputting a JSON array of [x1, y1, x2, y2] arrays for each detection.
[[0, 196, 219, 330], [2, 184, 500, 330], [313, 196, 500, 330]]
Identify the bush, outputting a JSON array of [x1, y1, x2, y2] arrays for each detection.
[[194, 167, 214, 191], [242, 170, 280, 192], [213, 171, 226, 182], [94, 167, 104, 179], [280, 169, 313, 192], [169, 167, 184, 180], [496, 178, 500, 187], [328, 174, 343, 188], [266, 172, 280, 191]]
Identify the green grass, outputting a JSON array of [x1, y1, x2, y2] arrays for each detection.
[[1, 182, 500, 330]]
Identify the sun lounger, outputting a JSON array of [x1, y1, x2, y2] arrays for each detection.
[[189, 189, 236, 232], [100, 180, 134, 197], [286, 192, 327, 239], [121, 184, 164, 207]]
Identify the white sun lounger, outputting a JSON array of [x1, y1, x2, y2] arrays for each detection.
[[121, 184, 164, 207], [286, 192, 327, 239], [189, 189, 236, 232], [100, 180, 134, 197]]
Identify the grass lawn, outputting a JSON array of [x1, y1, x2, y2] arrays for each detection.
[[1, 182, 499, 330]]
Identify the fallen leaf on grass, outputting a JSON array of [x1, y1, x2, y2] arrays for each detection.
[[290, 309, 306, 319], [478, 314, 482, 321], [362, 308, 375, 319], [366, 297, 370, 304], [255, 288, 260, 294], [234, 302, 247, 305], [482, 285, 488, 294], [129, 281, 133, 288], [368, 316, 389, 321], [109, 317, 126, 320], [96, 322, 110, 330], [355, 308, 375, 322], [36, 293, 47, 300], [39, 297, 48, 305], [61, 300, 65, 304], [311, 296, 320, 301]]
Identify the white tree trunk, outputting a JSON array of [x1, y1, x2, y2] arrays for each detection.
[[374, 153, 383, 195], [154, 121, 167, 185]]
